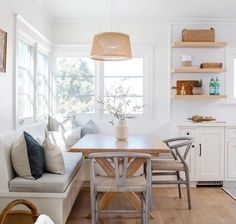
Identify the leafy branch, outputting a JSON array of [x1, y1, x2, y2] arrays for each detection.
[[97, 79, 143, 125]]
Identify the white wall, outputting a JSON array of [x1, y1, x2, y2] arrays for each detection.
[[0, 0, 52, 134], [171, 23, 236, 123]]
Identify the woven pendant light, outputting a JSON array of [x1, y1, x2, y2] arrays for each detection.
[[90, 0, 132, 61], [91, 32, 132, 61]]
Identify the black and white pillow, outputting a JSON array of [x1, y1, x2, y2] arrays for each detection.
[[11, 132, 45, 179]]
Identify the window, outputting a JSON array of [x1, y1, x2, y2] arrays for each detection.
[[226, 49, 236, 103], [53, 45, 154, 118], [55, 57, 96, 114], [17, 40, 34, 118], [36, 52, 49, 118], [16, 16, 51, 127], [103, 58, 144, 115]]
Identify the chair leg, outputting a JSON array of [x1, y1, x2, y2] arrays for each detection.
[[185, 169, 191, 210], [141, 193, 145, 224], [91, 190, 97, 224], [95, 194, 99, 223], [145, 192, 150, 224], [177, 171, 182, 198]]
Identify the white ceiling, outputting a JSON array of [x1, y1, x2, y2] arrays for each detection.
[[42, 0, 236, 20]]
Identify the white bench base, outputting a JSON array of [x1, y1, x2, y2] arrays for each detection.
[[0, 161, 85, 224]]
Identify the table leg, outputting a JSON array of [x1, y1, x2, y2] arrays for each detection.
[[123, 192, 154, 218]]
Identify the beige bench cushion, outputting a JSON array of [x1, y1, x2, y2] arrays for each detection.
[[9, 152, 83, 193]]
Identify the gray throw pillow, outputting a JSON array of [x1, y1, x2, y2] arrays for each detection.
[[42, 137, 65, 174], [81, 120, 98, 138]]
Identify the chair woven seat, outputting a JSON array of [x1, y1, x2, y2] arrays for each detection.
[[152, 159, 185, 171], [95, 175, 146, 192]]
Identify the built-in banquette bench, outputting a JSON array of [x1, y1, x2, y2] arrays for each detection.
[[0, 122, 85, 224]]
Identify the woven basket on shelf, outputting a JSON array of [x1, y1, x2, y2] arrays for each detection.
[[182, 28, 215, 42], [200, 63, 223, 69], [0, 199, 39, 224]]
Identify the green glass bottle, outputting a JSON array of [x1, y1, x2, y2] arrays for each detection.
[[215, 77, 220, 95], [209, 77, 215, 95]]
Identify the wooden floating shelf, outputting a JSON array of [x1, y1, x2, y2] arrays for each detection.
[[174, 95, 227, 99], [172, 67, 227, 74], [172, 41, 227, 48]]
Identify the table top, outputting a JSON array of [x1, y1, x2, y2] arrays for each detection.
[[70, 134, 170, 156]]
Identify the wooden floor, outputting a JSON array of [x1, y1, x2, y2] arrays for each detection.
[[66, 187, 236, 224]]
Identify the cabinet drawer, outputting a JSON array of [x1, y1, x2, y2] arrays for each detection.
[[180, 128, 196, 138], [228, 128, 236, 139]]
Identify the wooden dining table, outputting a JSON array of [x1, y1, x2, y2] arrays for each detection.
[[70, 134, 170, 219]]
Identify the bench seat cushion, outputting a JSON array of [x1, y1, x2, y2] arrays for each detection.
[[9, 152, 83, 193]]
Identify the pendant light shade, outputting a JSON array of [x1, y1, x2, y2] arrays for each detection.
[[90, 32, 132, 61]]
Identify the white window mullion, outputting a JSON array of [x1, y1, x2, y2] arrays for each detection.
[[33, 43, 38, 123]]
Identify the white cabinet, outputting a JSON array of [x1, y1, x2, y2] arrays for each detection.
[[226, 141, 236, 179], [196, 127, 224, 180], [225, 128, 236, 180], [180, 126, 225, 181]]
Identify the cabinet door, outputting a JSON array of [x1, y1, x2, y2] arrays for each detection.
[[196, 127, 224, 180], [226, 141, 236, 180], [180, 128, 196, 180]]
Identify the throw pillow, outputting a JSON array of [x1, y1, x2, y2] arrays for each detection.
[[48, 116, 73, 132], [81, 120, 98, 138], [11, 134, 32, 179], [11, 132, 45, 179], [47, 127, 81, 151], [42, 137, 65, 174], [65, 128, 81, 148], [48, 116, 61, 131], [24, 132, 45, 179]]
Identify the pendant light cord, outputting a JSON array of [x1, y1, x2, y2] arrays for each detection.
[[110, 0, 113, 32]]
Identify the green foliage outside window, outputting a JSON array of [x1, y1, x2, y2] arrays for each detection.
[[56, 57, 95, 114]]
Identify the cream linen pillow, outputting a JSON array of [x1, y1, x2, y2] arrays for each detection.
[[47, 127, 81, 151], [42, 137, 65, 174], [11, 134, 33, 179]]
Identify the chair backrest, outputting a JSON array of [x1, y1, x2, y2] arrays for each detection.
[[89, 152, 151, 189], [163, 137, 193, 163]]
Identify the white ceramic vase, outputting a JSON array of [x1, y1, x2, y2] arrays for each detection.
[[115, 119, 128, 140]]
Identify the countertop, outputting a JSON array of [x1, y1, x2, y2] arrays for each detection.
[[175, 121, 236, 127]]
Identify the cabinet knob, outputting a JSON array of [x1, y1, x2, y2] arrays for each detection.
[[186, 132, 190, 135], [192, 145, 195, 148]]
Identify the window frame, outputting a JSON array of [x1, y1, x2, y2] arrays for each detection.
[[36, 49, 50, 120], [52, 46, 100, 119], [52, 44, 154, 119], [16, 35, 36, 126], [15, 15, 51, 128], [226, 48, 236, 104]]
